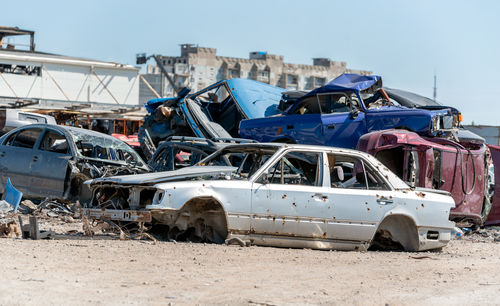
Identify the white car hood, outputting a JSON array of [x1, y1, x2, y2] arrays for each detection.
[[88, 166, 238, 186]]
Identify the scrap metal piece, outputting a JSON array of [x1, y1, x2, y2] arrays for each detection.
[[82, 208, 152, 223], [18, 216, 55, 240]]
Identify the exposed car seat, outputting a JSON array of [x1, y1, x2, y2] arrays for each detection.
[[186, 100, 232, 139]]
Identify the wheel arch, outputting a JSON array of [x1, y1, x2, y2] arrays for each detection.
[[172, 196, 229, 243], [370, 213, 419, 251]]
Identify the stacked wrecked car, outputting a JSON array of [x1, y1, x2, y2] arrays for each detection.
[[1, 72, 494, 252], [136, 73, 494, 229]]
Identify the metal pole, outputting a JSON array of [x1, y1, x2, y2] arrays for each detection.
[[91, 67, 120, 104], [0, 72, 19, 98], [42, 66, 71, 101], [139, 74, 161, 98], [152, 55, 179, 94]]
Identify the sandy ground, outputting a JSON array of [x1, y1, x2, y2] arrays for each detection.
[[1, 215, 500, 305]]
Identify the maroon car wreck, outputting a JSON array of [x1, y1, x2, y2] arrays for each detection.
[[485, 144, 500, 225], [357, 129, 491, 226]]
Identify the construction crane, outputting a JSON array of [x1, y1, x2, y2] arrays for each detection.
[[136, 53, 185, 96]]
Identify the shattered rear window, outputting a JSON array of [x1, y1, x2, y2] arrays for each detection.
[[68, 128, 145, 168]]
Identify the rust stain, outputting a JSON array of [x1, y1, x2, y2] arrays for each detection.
[[421, 203, 425, 208], [292, 202, 296, 207], [321, 232, 327, 239], [416, 192, 426, 198], [282, 194, 287, 199], [367, 207, 370, 212]]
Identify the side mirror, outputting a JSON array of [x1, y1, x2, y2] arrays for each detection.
[[261, 173, 269, 184], [350, 109, 359, 119]]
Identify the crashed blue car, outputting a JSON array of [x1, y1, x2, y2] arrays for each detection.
[[139, 78, 285, 157], [239, 73, 460, 149]]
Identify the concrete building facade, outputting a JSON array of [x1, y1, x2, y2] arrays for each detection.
[[140, 44, 371, 103]]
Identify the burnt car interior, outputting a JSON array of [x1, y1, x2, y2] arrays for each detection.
[[191, 84, 243, 137], [201, 147, 277, 179], [149, 145, 208, 172]]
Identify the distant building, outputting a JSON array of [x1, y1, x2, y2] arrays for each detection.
[[0, 26, 141, 114], [140, 44, 371, 103], [464, 125, 500, 146]]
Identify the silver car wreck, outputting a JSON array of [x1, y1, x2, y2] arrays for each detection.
[[85, 143, 455, 251], [0, 124, 148, 202]]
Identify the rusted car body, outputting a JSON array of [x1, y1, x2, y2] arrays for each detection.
[[85, 143, 455, 251], [0, 124, 148, 202], [357, 129, 490, 226]]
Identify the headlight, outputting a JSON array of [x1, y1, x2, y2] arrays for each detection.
[[153, 190, 166, 204]]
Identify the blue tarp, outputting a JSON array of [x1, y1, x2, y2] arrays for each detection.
[[303, 73, 382, 98]]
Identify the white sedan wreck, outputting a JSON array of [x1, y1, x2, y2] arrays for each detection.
[[85, 143, 455, 251]]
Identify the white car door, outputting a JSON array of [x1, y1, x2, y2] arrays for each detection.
[[322, 152, 396, 243], [251, 151, 329, 239]]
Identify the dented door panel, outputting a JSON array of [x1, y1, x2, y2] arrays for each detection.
[[323, 188, 388, 242], [30, 151, 71, 198], [251, 183, 328, 239]]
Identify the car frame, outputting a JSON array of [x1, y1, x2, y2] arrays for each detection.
[[85, 143, 455, 252]]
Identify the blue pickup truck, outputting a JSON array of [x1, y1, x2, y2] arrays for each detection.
[[239, 74, 460, 148]]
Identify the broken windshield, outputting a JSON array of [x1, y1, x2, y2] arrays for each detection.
[[68, 128, 146, 168]]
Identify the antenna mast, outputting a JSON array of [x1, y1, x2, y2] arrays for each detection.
[[433, 73, 437, 102]]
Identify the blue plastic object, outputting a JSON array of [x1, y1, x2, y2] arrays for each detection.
[[3, 178, 22, 212]]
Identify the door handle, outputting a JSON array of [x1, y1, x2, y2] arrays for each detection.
[[326, 124, 335, 129], [313, 193, 328, 200], [376, 197, 393, 204], [32, 156, 39, 162]]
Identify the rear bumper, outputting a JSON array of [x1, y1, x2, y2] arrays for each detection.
[[417, 226, 453, 251]]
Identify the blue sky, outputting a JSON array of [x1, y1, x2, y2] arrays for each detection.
[[3, 0, 499, 125]]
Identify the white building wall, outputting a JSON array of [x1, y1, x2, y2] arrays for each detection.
[[0, 53, 140, 106]]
